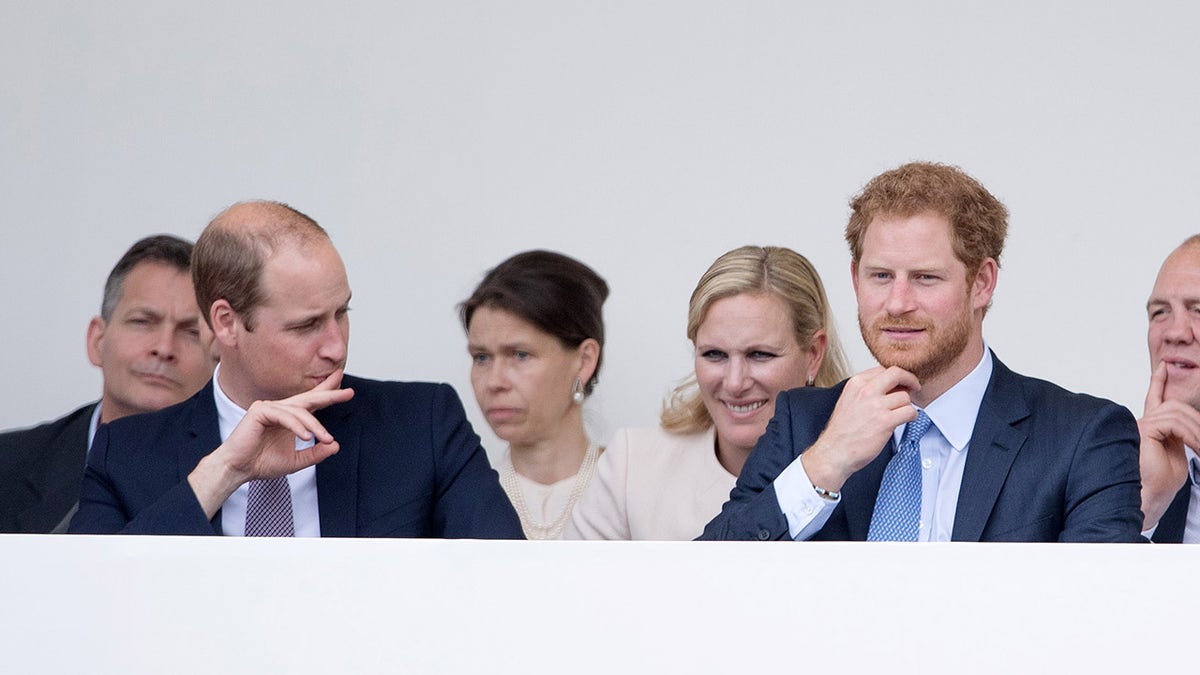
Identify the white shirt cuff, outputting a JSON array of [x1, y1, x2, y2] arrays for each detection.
[[774, 455, 839, 540]]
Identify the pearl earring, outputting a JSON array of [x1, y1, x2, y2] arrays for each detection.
[[572, 378, 585, 404], [806, 376, 815, 387]]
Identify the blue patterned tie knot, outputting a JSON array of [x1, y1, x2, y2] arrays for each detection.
[[867, 409, 932, 542]]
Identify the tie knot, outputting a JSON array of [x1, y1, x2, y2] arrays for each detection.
[[899, 409, 932, 451]]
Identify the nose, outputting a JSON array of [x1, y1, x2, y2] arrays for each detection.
[[1164, 309, 1195, 344], [725, 356, 752, 394], [484, 359, 511, 391], [885, 278, 916, 316], [318, 318, 349, 364], [149, 325, 176, 362]]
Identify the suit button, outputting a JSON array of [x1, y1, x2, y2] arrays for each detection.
[[756, 529, 771, 540]]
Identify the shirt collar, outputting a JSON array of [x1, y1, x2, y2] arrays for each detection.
[[909, 341, 993, 453], [1187, 446, 1200, 487], [211, 362, 247, 444], [87, 403, 102, 450]]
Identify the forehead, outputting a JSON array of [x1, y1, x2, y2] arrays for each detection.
[[468, 306, 552, 344], [116, 262, 196, 308], [697, 293, 795, 344], [860, 212, 957, 265], [259, 240, 350, 310], [1151, 245, 1200, 298]]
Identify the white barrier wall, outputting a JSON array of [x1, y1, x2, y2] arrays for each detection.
[[0, 536, 1191, 673]]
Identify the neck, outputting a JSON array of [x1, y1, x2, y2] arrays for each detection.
[[215, 361, 257, 410], [715, 437, 749, 477], [509, 423, 591, 485], [911, 339, 985, 408]]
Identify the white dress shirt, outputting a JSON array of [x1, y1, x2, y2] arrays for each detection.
[[775, 345, 993, 541], [1181, 449, 1200, 543], [212, 364, 322, 537]]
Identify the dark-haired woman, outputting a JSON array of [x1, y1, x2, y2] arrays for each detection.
[[461, 250, 608, 540]]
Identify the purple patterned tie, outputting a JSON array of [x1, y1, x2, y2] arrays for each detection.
[[245, 476, 295, 537]]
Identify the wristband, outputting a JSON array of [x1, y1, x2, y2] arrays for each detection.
[[811, 484, 840, 501]]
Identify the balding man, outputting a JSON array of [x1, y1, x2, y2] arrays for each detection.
[[71, 202, 522, 538], [0, 235, 215, 532], [1139, 236, 1200, 543]]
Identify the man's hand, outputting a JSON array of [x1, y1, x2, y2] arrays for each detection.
[[188, 370, 356, 518], [801, 366, 920, 492], [1139, 361, 1200, 529]]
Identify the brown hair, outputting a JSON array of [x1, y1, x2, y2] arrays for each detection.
[[660, 245, 850, 434], [101, 235, 194, 321], [192, 201, 327, 330], [845, 161, 1008, 277]]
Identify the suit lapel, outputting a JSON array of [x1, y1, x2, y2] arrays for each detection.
[[840, 439, 894, 540], [951, 356, 1029, 541], [180, 382, 224, 533], [316, 397, 359, 537], [1152, 484, 1191, 543]]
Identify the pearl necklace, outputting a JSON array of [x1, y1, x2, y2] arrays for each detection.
[[500, 443, 600, 540]]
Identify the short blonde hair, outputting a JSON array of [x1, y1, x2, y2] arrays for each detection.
[[660, 246, 850, 434]]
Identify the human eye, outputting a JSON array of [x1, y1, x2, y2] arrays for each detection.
[[471, 352, 490, 365], [1148, 306, 1168, 321], [748, 350, 778, 361], [292, 319, 321, 333], [514, 350, 532, 361], [700, 349, 728, 362]]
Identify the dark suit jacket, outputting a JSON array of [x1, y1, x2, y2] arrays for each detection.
[[699, 354, 1145, 542], [0, 403, 96, 533], [69, 376, 523, 538], [1151, 484, 1190, 543]]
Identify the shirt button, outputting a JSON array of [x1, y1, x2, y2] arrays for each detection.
[[803, 504, 814, 515], [922, 458, 933, 470]]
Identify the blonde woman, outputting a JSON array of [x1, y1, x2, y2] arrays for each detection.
[[566, 246, 849, 540]]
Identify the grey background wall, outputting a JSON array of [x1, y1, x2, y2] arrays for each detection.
[[3, 2, 1196, 455]]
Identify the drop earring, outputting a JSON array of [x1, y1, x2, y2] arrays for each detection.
[[806, 376, 815, 387], [572, 378, 585, 404]]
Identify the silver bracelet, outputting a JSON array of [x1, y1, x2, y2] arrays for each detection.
[[811, 484, 840, 501]]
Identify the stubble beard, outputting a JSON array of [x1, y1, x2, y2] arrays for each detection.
[[859, 301, 973, 384]]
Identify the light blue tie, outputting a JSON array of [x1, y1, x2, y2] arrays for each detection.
[[867, 409, 932, 542]]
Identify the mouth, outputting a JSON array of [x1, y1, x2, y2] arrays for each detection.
[[881, 326, 926, 339], [486, 407, 521, 421], [134, 371, 178, 387], [1164, 357, 1198, 371], [724, 400, 767, 414]]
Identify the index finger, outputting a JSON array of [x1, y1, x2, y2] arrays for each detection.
[[1145, 360, 1167, 413], [876, 366, 921, 396]]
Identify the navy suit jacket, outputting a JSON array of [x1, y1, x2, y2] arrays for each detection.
[[1150, 484, 1190, 543], [699, 354, 1145, 542], [70, 376, 523, 538], [0, 403, 95, 533]]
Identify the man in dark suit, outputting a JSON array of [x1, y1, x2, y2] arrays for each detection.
[[71, 201, 522, 538], [0, 235, 215, 533], [1139, 236, 1200, 543], [700, 162, 1144, 542]]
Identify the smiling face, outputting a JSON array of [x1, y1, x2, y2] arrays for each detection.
[[1147, 242, 1200, 409], [694, 292, 818, 460], [467, 306, 593, 451], [87, 261, 216, 422], [212, 238, 351, 408], [853, 212, 994, 403]]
